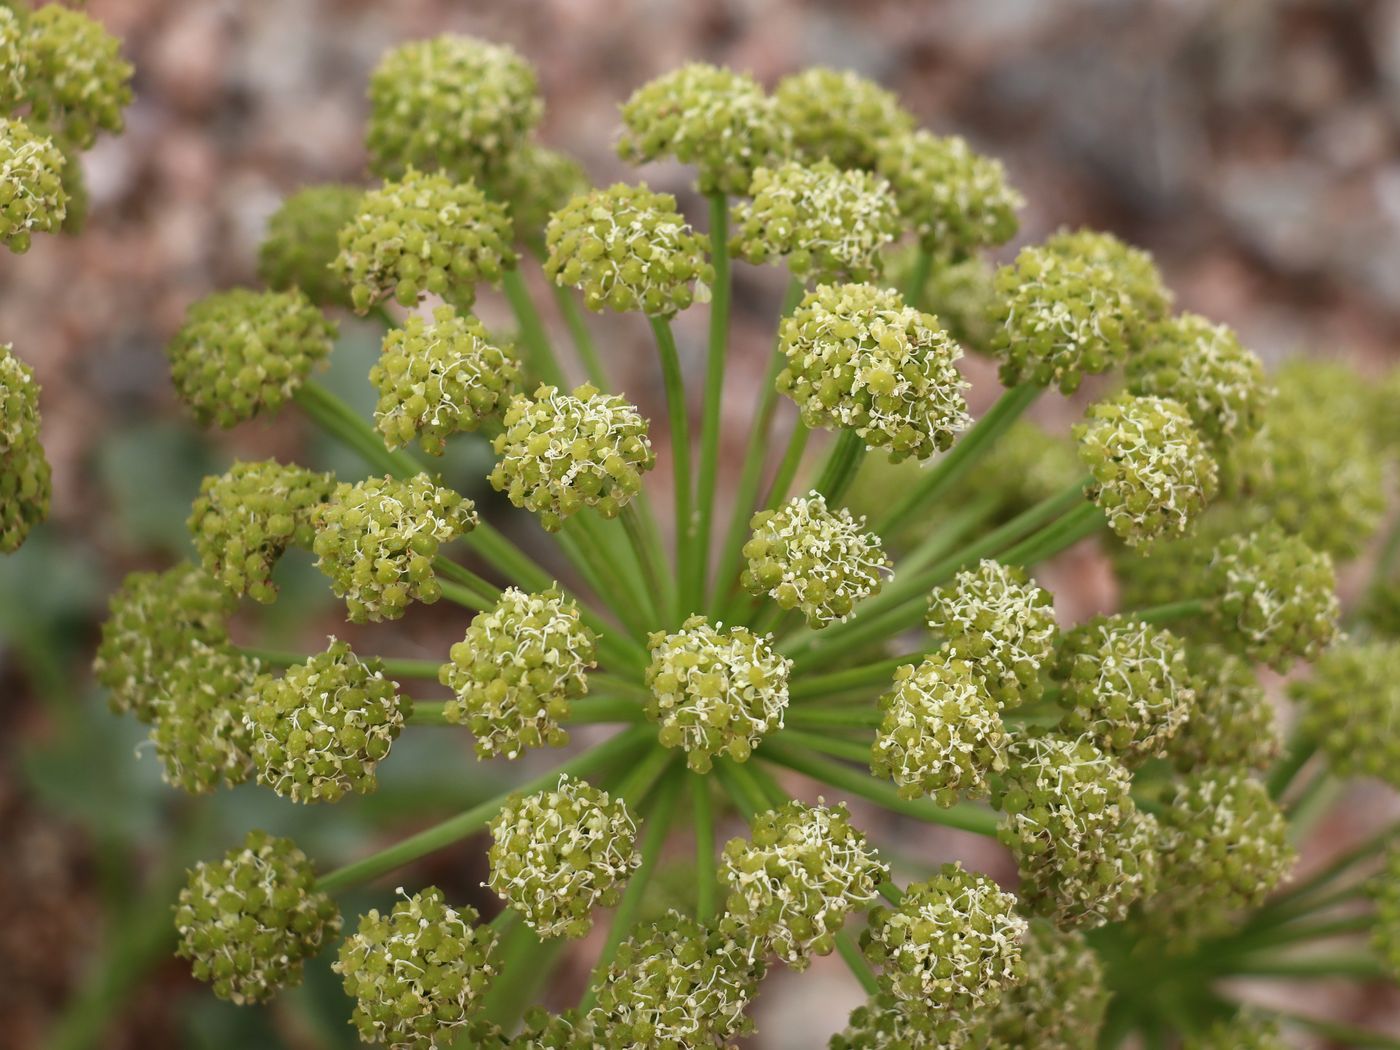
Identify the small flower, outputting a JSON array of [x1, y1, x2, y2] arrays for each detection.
[[982, 920, 1108, 1050], [926, 559, 1058, 708], [993, 732, 1159, 928], [148, 640, 260, 793], [175, 831, 340, 1005], [257, 185, 363, 309], [742, 491, 891, 628], [863, 864, 1026, 1012], [0, 117, 67, 253], [776, 283, 969, 463], [484, 143, 587, 242], [875, 131, 1023, 255], [489, 383, 655, 531], [1370, 843, 1400, 981], [487, 774, 638, 938], [1182, 1014, 1288, 1050], [1075, 393, 1218, 548], [1055, 616, 1195, 764], [0, 343, 51, 550], [544, 183, 712, 316], [733, 161, 900, 285], [440, 587, 597, 760], [365, 35, 542, 183], [1166, 645, 1280, 773], [335, 887, 497, 1050], [1207, 525, 1339, 670], [312, 473, 477, 622], [1126, 312, 1270, 448], [94, 563, 235, 722], [587, 912, 764, 1048], [871, 654, 1008, 805], [370, 305, 520, 455], [245, 639, 408, 803], [333, 168, 516, 314], [720, 800, 887, 968], [773, 68, 914, 172], [1292, 641, 1400, 790], [617, 63, 788, 196], [166, 288, 336, 428], [644, 614, 790, 773], [188, 460, 334, 603], [20, 5, 133, 148]]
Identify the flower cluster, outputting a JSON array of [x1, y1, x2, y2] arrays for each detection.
[[0, 116, 66, 252], [645, 615, 791, 772], [245, 640, 408, 803], [733, 160, 900, 284], [18, 5, 133, 149], [166, 288, 336, 428], [776, 282, 969, 462], [774, 67, 913, 171], [721, 800, 887, 968], [257, 184, 363, 309], [1167, 646, 1279, 773], [147, 640, 260, 793], [440, 587, 596, 759], [742, 491, 891, 627], [981, 921, 1108, 1049], [487, 775, 638, 938], [370, 305, 520, 455], [1183, 1014, 1288, 1050], [1291, 641, 1400, 789], [312, 473, 477, 622], [489, 383, 654, 531], [0, 344, 50, 551]]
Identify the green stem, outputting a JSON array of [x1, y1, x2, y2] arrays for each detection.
[[790, 650, 930, 701], [579, 767, 684, 1012], [1128, 598, 1208, 625], [621, 503, 672, 627], [876, 382, 1042, 537], [315, 726, 653, 893], [725, 759, 780, 816], [994, 501, 1104, 566], [1230, 914, 1373, 952], [1270, 1010, 1400, 1049], [613, 745, 676, 808], [835, 931, 881, 995], [567, 696, 646, 724], [901, 245, 933, 308], [556, 521, 652, 639], [776, 727, 873, 764], [434, 556, 501, 605], [502, 267, 567, 388], [1253, 824, 1396, 923], [1222, 954, 1388, 980], [896, 493, 1001, 576], [438, 578, 492, 613], [758, 738, 1000, 837], [763, 420, 810, 513], [813, 429, 866, 505], [785, 707, 885, 730], [1268, 730, 1318, 801], [692, 774, 718, 925], [550, 282, 609, 388], [650, 315, 697, 615], [694, 194, 731, 611], [408, 701, 452, 725], [480, 923, 564, 1031], [241, 648, 442, 680], [713, 760, 763, 820], [295, 380, 421, 480]]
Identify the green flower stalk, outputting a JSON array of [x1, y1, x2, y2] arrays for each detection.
[[617, 63, 787, 196], [370, 305, 520, 455], [0, 116, 65, 252], [1292, 641, 1400, 789], [982, 920, 1108, 1049], [366, 35, 541, 184], [644, 614, 791, 772], [733, 161, 900, 285], [1371, 844, 1400, 980], [257, 184, 363, 309], [335, 887, 497, 1049], [544, 182, 712, 316], [175, 831, 341, 1005], [487, 774, 638, 938], [245, 639, 408, 803], [777, 282, 969, 462], [166, 288, 336, 428], [774, 67, 914, 172], [20, 5, 133, 149], [440, 587, 597, 759], [148, 640, 259, 793], [0, 342, 50, 549]]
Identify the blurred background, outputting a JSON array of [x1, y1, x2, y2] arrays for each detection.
[[3, 0, 1399, 1047]]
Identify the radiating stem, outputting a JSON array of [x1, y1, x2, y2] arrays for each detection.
[[762, 419, 810, 515], [622, 503, 672, 627], [694, 193, 731, 611], [650, 315, 696, 615], [692, 774, 718, 925], [1268, 1009, 1400, 1050], [1268, 730, 1318, 801], [550, 282, 609, 389], [1127, 598, 1209, 625], [438, 578, 491, 613], [776, 727, 874, 764], [790, 649, 931, 701], [901, 245, 933, 308], [502, 267, 567, 388], [813, 429, 866, 504], [241, 648, 442, 680], [433, 555, 501, 605], [835, 931, 881, 996]]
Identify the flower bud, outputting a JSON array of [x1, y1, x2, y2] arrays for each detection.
[[742, 491, 891, 628], [777, 283, 969, 463], [875, 131, 1022, 255], [644, 614, 791, 773], [366, 35, 541, 183], [544, 183, 712, 316], [335, 887, 497, 1047], [0, 117, 67, 253], [871, 654, 1008, 805], [21, 5, 133, 148], [312, 473, 477, 622], [166, 288, 335, 428], [371, 305, 520, 455], [0, 343, 51, 550], [926, 559, 1058, 708], [733, 161, 900, 285], [94, 563, 234, 722], [617, 63, 788, 196], [1207, 525, 1339, 670], [774, 68, 914, 172], [441, 587, 596, 760], [1182, 1013, 1287, 1050], [175, 831, 340, 1005], [148, 640, 259, 793], [587, 912, 763, 1048], [1292, 641, 1400, 789], [982, 920, 1107, 1050], [1166, 645, 1279, 773], [720, 800, 886, 969], [188, 460, 333, 603], [1055, 616, 1195, 764], [333, 168, 516, 314], [485, 143, 587, 243], [257, 185, 363, 309], [489, 383, 654, 531], [1075, 393, 1218, 548], [245, 639, 408, 803]]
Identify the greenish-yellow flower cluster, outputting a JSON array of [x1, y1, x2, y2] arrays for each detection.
[[0, 343, 50, 550]]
